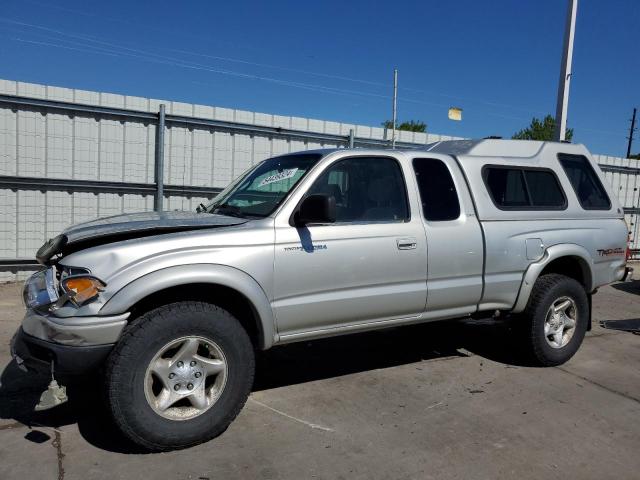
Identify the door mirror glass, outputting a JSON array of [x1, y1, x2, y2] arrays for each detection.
[[296, 194, 336, 226]]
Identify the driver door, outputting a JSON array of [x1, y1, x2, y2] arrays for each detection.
[[272, 155, 428, 339]]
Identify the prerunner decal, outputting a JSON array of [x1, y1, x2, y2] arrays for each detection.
[[284, 244, 327, 252]]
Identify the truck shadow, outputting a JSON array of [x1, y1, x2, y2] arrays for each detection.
[[611, 280, 640, 295], [252, 319, 529, 390], [0, 319, 531, 454]]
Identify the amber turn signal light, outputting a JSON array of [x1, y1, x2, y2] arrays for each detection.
[[61, 276, 106, 306]]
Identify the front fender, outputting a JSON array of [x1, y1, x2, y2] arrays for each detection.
[[512, 244, 594, 313], [99, 264, 276, 349]]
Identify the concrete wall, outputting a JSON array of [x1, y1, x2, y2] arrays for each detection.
[[0, 78, 638, 282], [0, 79, 465, 282]]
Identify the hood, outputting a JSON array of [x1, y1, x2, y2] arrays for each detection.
[[36, 211, 248, 264]]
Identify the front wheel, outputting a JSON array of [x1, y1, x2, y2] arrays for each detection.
[[518, 273, 589, 366], [105, 301, 255, 451]]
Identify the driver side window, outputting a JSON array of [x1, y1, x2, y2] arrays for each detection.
[[307, 156, 409, 223]]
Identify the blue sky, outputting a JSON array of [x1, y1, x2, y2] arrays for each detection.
[[0, 0, 638, 156]]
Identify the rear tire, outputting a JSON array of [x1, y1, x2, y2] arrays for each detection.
[[105, 301, 255, 451], [518, 273, 589, 366]]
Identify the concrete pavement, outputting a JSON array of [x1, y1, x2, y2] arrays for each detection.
[[0, 279, 639, 480]]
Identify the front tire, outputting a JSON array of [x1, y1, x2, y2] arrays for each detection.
[[105, 301, 255, 451], [519, 274, 589, 366]]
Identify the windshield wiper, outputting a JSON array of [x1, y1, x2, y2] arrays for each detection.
[[211, 203, 246, 218]]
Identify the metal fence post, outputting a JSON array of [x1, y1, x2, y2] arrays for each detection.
[[348, 128, 354, 148], [154, 104, 166, 211]]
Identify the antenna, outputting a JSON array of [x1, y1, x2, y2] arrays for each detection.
[[391, 68, 398, 149]]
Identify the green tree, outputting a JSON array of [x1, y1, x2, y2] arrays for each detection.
[[512, 115, 573, 141], [382, 120, 427, 132], [630, 153, 640, 160]]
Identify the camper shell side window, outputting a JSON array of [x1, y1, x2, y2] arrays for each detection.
[[557, 153, 611, 210], [481, 165, 567, 211]]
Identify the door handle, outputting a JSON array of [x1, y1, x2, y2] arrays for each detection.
[[397, 237, 417, 250]]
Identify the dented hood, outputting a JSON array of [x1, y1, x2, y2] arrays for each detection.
[[36, 211, 248, 264]]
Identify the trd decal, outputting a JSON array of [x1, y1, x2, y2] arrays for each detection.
[[596, 248, 625, 257]]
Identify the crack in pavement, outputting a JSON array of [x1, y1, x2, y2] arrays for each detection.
[[52, 430, 65, 480], [250, 398, 335, 432], [557, 366, 640, 404]]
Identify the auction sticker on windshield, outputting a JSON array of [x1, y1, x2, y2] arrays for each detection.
[[259, 168, 299, 187]]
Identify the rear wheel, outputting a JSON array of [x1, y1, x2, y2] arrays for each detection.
[[518, 273, 589, 366], [105, 301, 255, 451]]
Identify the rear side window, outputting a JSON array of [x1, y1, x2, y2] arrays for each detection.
[[558, 154, 611, 210], [412, 158, 460, 221], [483, 166, 566, 210]]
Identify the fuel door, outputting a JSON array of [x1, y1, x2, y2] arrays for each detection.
[[526, 238, 545, 261]]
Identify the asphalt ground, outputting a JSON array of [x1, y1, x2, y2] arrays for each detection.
[[0, 276, 639, 480]]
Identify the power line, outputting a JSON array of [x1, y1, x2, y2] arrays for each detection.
[[0, 17, 630, 140], [170, 49, 389, 89], [0, 17, 551, 118], [9, 2, 557, 116], [6, 30, 452, 109], [8, 36, 629, 140]]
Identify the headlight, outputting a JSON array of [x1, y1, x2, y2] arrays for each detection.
[[60, 276, 106, 306], [23, 268, 59, 308]]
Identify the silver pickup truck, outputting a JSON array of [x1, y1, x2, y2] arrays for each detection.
[[11, 139, 629, 450]]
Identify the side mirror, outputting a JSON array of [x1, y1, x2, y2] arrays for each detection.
[[296, 194, 336, 226]]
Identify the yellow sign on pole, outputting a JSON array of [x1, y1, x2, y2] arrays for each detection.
[[448, 107, 462, 121]]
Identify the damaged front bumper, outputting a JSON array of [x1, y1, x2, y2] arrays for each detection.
[[10, 308, 129, 375], [11, 328, 114, 375]]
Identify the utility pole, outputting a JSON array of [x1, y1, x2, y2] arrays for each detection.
[[554, 0, 578, 142], [391, 68, 398, 149], [627, 107, 637, 159]]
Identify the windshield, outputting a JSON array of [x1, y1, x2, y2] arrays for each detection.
[[204, 153, 323, 218]]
